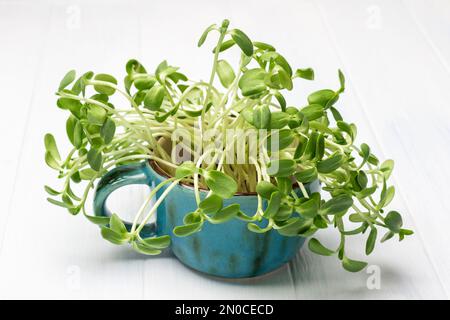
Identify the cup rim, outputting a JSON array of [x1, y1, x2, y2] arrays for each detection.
[[148, 160, 305, 197]]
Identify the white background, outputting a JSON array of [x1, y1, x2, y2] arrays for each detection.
[[0, 0, 449, 299]]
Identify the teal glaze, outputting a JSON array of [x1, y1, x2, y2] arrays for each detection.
[[93, 161, 320, 278]]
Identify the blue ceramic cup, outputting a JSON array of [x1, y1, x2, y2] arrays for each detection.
[[94, 161, 320, 278]]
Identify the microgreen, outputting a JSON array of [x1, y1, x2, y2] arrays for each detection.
[[44, 19, 412, 272]]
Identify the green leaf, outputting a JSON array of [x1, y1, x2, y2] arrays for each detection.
[[273, 54, 292, 76], [315, 133, 325, 160], [239, 68, 267, 97], [295, 167, 318, 183], [253, 105, 271, 129], [275, 217, 312, 236], [241, 106, 254, 125], [247, 223, 271, 233], [66, 116, 81, 148], [85, 215, 111, 225], [307, 89, 337, 108], [91, 93, 109, 103], [204, 170, 238, 199], [295, 194, 320, 219], [338, 69, 345, 93], [273, 204, 293, 221], [337, 121, 355, 141], [216, 60, 235, 88], [72, 71, 93, 96], [139, 235, 171, 249], [356, 171, 368, 190], [210, 204, 240, 224], [134, 75, 156, 90], [93, 74, 117, 96], [260, 52, 292, 76], [366, 227, 377, 255], [317, 152, 344, 174], [368, 154, 379, 166], [79, 168, 98, 180], [320, 194, 353, 216], [183, 212, 202, 225], [47, 197, 75, 209], [45, 151, 60, 170], [109, 213, 127, 234], [399, 228, 414, 241], [269, 112, 289, 129], [294, 68, 314, 80], [379, 185, 395, 208], [175, 161, 197, 179], [70, 171, 82, 185], [126, 59, 147, 75], [263, 191, 281, 218], [168, 72, 188, 83], [313, 215, 328, 229], [173, 222, 203, 237], [213, 39, 235, 53], [276, 177, 292, 195], [300, 104, 324, 121], [44, 185, 61, 196], [230, 29, 253, 56], [356, 186, 377, 199], [277, 68, 293, 90], [198, 23, 216, 47], [101, 226, 129, 245], [144, 85, 165, 111], [44, 133, 61, 162], [156, 65, 179, 83], [267, 159, 296, 177], [155, 60, 168, 76], [199, 194, 223, 214], [87, 105, 107, 125], [256, 181, 278, 199], [330, 106, 343, 122], [385, 211, 403, 233], [101, 118, 116, 144], [267, 129, 293, 151], [274, 92, 286, 111], [349, 213, 366, 223], [59, 70, 76, 91], [308, 238, 334, 256], [381, 230, 395, 243], [294, 136, 307, 159], [132, 241, 161, 255], [380, 160, 395, 180], [87, 148, 103, 171], [303, 132, 318, 160], [359, 143, 370, 167], [342, 257, 367, 272], [253, 41, 275, 51]]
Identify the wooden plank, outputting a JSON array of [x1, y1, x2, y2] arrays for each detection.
[[0, 0, 145, 299], [404, 0, 450, 73], [0, 1, 50, 248], [313, 0, 450, 297]]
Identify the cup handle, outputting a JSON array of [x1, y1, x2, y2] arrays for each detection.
[[93, 161, 156, 237]]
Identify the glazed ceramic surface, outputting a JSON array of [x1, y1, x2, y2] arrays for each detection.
[[94, 161, 320, 278]]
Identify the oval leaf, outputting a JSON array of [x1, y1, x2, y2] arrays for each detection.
[[308, 238, 334, 256], [94, 74, 118, 96], [230, 29, 253, 56], [173, 222, 203, 237], [204, 170, 238, 199], [216, 59, 236, 88]]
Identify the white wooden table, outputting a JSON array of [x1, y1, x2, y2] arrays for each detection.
[[0, 0, 449, 299]]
